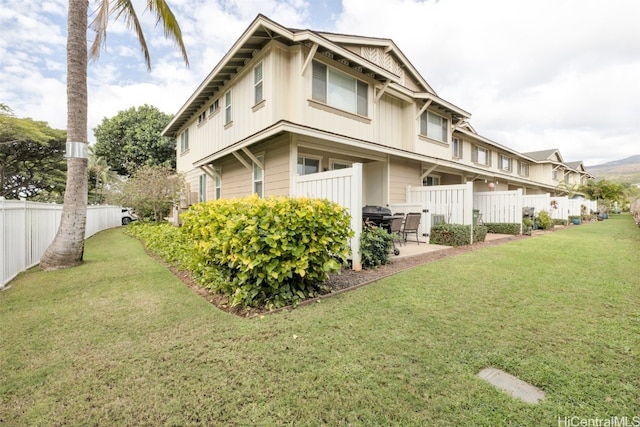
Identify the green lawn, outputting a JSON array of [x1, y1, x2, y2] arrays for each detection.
[[1, 215, 638, 426]]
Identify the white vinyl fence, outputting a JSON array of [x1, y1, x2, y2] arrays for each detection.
[[474, 189, 524, 226], [523, 194, 598, 219], [294, 163, 363, 270], [387, 202, 432, 244], [1, 199, 122, 289], [406, 182, 476, 243]]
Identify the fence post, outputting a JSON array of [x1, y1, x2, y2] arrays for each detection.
[[350, 163, 363, 271], [0, 197, 4, 289], [465, 181, 474, 244]]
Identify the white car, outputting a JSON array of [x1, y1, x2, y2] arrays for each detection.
[[121, 208, 138, 225]]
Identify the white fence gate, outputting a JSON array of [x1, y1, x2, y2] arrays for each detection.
[[294, 163, 363, 270], [1, 199, 122, 289], [406, 182, 476, 243], [474, 189, 524, 227]]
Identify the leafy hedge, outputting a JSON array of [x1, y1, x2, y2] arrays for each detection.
[[180, 195, 353, 309], [536, 210, 555, 230], [483, 223, 521, 235], [360, 223, 393, 268], [430, 223, 487, 246], [125, 222, 191, 268]]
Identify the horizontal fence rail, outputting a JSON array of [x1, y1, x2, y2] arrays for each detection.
[[1, 199, 122, 289]]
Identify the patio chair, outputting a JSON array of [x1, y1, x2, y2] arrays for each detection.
[[388, 216, 404, 255], [402, 212, 422, 245]]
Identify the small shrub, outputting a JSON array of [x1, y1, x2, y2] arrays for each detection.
[[430, 224, 487, 246], [360, 222, 393, 269], [180, 195, 353, 309], [483, 223, 521, 235], [553, 219, 568, 226], [523, 218, 533, 234], [536, 210, 555, 230]]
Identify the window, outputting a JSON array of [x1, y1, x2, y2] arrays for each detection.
[[214, 166, 221, 199], [330, 160, 352, 170], [253, 153, 264, 197], [472, 146, 490, 166], [254, 62, 263, 105], [198, 174, 207, 202], [423, 175, 440, 186], [225, 90, 232, 124], [500, 155, 512, 172], [518, 161, 529, 177], [452, 138, 463, 158], [297, 156, 321, 176], [180, 128, 189, 152], [552, 168, 559, 181], [312, 61, 368, 116], [209, 99, 219, 114], [198, 111, 206, 124], [420, 111, 448, 143]]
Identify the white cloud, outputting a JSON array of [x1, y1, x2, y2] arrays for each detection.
[[1, 0, 638, 165]]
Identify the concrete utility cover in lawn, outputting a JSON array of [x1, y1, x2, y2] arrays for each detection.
[[477, 368, 545, 404]]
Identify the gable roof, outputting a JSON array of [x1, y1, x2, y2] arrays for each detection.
[[163, 14, 470, 137], [523, 149, 564, 163]]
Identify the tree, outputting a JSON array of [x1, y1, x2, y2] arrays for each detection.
[[94, 104, 175, 176], [107, 165, 184, 221], [88, 145, 117, 204], [0, 106, 67, 201], [40, 0, 188, 271], [579, 179, 626, 211]]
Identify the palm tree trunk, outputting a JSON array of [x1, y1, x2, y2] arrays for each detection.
[[40, 0, 89, 270]]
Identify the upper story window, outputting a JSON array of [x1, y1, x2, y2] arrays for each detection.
[[518, 161, 529, 177], [180, 128, 189, 153], [297, 155, 321, 175], [253, 153, 264, 197], [552, 168, 559, 181], [500, 155, 512, 172], [312, 60, 368, 116], [564, 170, 571, 182], [472, 145, 491, 166], [198, 111, 207, 124], [225, 90, 232, 124], [452, 138, 463, 159], [420, 111, 448, 143], [254, 62, 263, 105], [209, 99, 219, 115], [198, 174, 207, 202]]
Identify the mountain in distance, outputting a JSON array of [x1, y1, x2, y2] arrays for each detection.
[[586, 155, 640, 183]]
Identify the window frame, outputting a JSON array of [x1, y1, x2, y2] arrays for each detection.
[[420, 111, 449, 143], [209, 99, 219, 115], [472, 145, 491, 166], [198, 174, 207, 202], [500, 155, 513, 172], [214, 166, 222, 200], [311, 60, 368, 117], [224, 90, 232, 125], [423, 175, 441, 186], [297, 154, 322, 176], [518, 161, 529, 177], [452, 137, 463, 159], [330, 159, 352, 170], [253, 153, 264, 197], [180, 128, 189, 153], [254, 62, 263, 105]]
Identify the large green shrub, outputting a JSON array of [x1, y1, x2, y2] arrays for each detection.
[[484, 223, 521, 235], [125, 222, 191, 268], [430, 224, 487, 246], [360, 223, 393, 269], [180, 195, 353, 309]]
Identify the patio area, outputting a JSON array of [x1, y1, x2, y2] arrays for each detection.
[[390, 233, 514, 260]]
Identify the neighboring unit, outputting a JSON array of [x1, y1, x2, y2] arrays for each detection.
[[163, 14, 593, 209]]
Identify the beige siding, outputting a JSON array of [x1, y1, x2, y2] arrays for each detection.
[[389, 157, 421, 203], [377, 93, 412, 151]]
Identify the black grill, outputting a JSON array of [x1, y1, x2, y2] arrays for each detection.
[[362, 205, 393, 227]]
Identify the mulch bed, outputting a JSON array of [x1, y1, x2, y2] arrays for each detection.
[[159, 233, 532, 318]]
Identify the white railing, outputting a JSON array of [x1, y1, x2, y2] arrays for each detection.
[[1, 199, 122, 289], [294, 163, 363, 270]]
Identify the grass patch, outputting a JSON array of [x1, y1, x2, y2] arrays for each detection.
[[1, 216, 639, 425]]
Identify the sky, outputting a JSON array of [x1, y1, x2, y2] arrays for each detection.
[[1, 0, 639, 167]]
